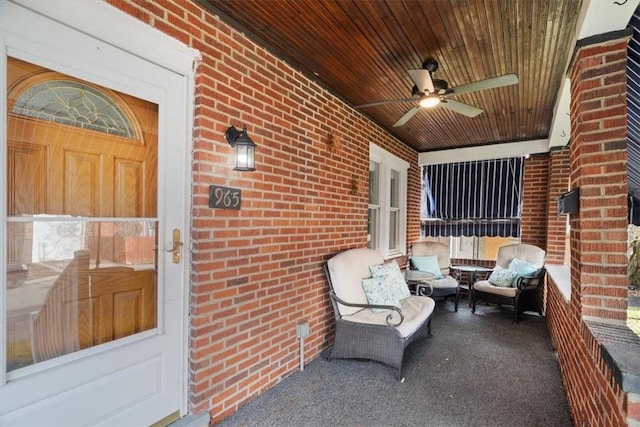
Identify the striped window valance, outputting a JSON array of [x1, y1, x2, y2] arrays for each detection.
[[421, 157, 524, 237]]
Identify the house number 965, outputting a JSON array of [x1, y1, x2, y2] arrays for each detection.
[[209, 185, 241, 210]]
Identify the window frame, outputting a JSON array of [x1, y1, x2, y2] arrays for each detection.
[[369, 143, 409, 259]]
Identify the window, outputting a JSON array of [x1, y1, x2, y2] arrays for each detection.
[[368, 143, 409, 258], [421, 157, 524, 238], [12, 79, 137, 138], [449, 235, 520, 261]]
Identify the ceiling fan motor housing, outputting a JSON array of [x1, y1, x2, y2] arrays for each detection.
[[432, 79, 448, 93], [422, 59, 438, 73], [412, 79, 448, 97]]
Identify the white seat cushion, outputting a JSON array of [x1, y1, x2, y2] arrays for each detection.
[[474, 280, 518, 297], [427, 276, 459, 290], [341, 295, 435, 338]]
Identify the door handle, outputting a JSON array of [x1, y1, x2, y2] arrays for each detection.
[[165, 229, 183, 263]]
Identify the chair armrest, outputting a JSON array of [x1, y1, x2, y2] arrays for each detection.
[[329, 291, 405, 327], [515, 268, 547, 290], [415, 282, 433, 297]]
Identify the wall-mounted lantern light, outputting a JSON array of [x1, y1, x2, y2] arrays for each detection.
[[225, 125, 256, 171]]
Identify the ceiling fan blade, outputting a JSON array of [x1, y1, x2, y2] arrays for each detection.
[[440, 100, 483, 117], [393, 106, 421, 127], [408, 69, 435, 94], [448, 74, 519, 96], [355, 97, 416, 109]]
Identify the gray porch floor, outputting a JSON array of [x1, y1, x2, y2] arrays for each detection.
[[214, 299, 573, 427]]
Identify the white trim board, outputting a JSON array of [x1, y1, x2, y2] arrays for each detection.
[[418, 139, 549, 165], [12, 0, 201, 76]]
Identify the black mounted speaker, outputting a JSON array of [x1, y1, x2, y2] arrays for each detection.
[[558, 188, 579, 215]]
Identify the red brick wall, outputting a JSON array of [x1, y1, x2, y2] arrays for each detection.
[[546, 148, 571, 264], [544, 33, 633, 427], [108, 0, 420, 422], [546, 276, 627, 427], [521, 154, 549, 250], [570, 37, 629, 321]]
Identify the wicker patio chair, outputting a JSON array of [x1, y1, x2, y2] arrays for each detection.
[[471, 243, 546, 323], [324, 248, 435, 381], [409, 242, 460, 311]]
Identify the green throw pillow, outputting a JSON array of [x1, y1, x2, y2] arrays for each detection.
[[410, 255, 444, 279], [361, 276, 402, 313], [369, 262, 411, 301], [488, 266, 518, 287]]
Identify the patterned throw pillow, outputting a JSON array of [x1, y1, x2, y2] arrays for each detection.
[[369, 261, 411, 300], [508, 258, 539, 286], [410, 255, 444, 279], [361, 276, 402, 313], [488, 266, 518, 287]]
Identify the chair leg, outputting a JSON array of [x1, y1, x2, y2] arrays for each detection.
[[454, 289, 459, 312], [323, 347, 334, 361], [471, 289, 476, 313], [537, 291, 544, 316]]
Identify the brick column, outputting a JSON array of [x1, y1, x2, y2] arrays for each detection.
[[546, 147, 571, 264], [569, 33, 631, 321], [521, 154, 549, 249]]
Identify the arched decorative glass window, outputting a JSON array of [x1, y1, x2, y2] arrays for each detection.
[[11, 79, 136, 138]]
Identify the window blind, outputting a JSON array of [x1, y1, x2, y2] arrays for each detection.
[[421, 157, 524, 237]]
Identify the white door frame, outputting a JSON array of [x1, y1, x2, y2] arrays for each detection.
[[0, 0, 198, 421]]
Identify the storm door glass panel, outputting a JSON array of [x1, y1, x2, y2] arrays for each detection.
[[368, 209, 379, 250], [388, 169, 400, 252], [369, 161, 380, 205], [5, 58, 158, 372], [368, 161, 380, 249]]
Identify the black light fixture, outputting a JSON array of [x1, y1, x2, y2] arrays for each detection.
[[225, 125, 256, 171]]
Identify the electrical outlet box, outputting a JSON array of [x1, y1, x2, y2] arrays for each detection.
[[296, 321, 310, 339]]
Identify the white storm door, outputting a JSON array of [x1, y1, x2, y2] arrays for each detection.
[[0, 2, 190, 426]]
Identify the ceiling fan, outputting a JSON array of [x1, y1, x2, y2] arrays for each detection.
[[356, 59, 519, 127]]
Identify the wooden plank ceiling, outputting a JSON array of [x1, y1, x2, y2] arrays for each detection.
[[199, 0, 583, 153]]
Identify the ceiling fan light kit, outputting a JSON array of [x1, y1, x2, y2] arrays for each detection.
[[356, 59, 519, 127], [419, 96, 440, 108]]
